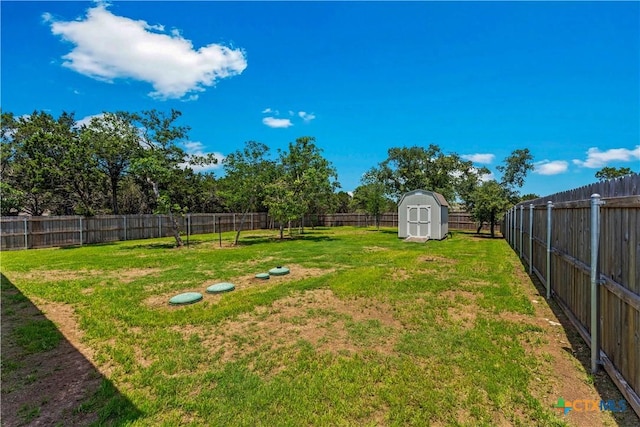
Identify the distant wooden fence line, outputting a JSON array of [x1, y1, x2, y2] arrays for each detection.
[[1, 211, 490, 250], [504, 174, 640, 418]]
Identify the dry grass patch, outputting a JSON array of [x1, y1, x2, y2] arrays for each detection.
[[418, 255, 457, 264], [180, 289, 403, 376], [11, 267, 163, 285]]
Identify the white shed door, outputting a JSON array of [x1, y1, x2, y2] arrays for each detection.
[[407, 205, 431, 238]]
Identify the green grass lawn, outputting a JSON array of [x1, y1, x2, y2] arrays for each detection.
[[1, 227, 568, 426]]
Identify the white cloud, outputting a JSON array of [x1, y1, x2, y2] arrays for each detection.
[[534, 160, 569, 175], [461, 153, 495, 164], [182, 141, 224, 172], [262, 108, 273, 114], [572, 145, 640, 168], [44, 3, 247, 99], [298, 111, 316, 123], [262, 117, 293, 128], [76, 113, 104, 127]]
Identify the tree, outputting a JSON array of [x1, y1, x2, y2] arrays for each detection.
[[467, 148, 535, 237], [351, 182, 390, 229], [331, 191, 352, 213], [372, 145, 476, 202], [595, 167, 634, 181], [220, 141, 274, 245], [130, 109, 216, 247], [279, 136, 339, 233], [496, 148, 534, 191], [80, 112, 141, 214], [3, 111, 76, 215], [263, 171, 299, 239], [469, 180, 511, 237]]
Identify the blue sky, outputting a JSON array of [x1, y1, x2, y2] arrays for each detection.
[[2, 1, 639, 197]]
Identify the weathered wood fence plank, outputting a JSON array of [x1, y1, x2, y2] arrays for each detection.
[[506, 174, 640, 417]]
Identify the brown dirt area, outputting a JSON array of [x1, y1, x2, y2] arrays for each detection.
[[175, 288, 402, 377], [1, 282, 102, 427]]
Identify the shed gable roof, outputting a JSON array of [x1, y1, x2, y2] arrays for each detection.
[[398, 189, 449, 207]]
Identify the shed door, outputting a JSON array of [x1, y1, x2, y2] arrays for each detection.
[[407, 205, 431, 238]]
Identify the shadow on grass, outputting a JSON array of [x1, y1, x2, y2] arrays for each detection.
[[450, 229, 504, 239], [0, 274, 142, 426], [516, 261, 640, 425]]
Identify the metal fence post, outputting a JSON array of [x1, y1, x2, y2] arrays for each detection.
[[519, 205, 524, 258], [158, 215, 162, 238], [590, 193, 602, 373], [546, 201, 553, 300], [79, 217, 83, 246], [512, 207, 516, 248], [529, 204, 534, 274], [233, 213, 236, 231], [24, 217, 28, 249]]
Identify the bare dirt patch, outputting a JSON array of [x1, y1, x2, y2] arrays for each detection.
[[2, 285, 101, 426], [10, 267, 162, 285], [178, 289, 403, 377], [418, 255, 457, 264]]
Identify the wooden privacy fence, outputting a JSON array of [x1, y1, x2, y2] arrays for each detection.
[[1, 211, 488, 250], [504, 174, 640, 417], [0, 213, 269, 250]]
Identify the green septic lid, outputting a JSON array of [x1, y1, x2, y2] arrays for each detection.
[[206, 282, 235, 294], [255, 273, 270, 280], [269, 266, 290, 276], [169, 292, 203, 305]]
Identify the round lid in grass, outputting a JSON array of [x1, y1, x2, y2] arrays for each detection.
[[206, 282, 235, 294], [269, 266, 290, 276], [169, 292, 203, 305], [255, 273, 270, 280]]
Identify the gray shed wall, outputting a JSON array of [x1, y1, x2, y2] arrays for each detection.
[[398, 190, 449, 240]]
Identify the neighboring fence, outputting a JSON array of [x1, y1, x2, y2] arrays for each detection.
[[0, 213, 269, 250], [1, 211, 491, 250], [504, 174, 640, 418]]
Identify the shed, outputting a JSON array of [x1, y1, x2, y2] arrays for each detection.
[[397, 189, 449, 240]]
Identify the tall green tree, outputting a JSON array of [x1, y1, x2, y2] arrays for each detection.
[[371, 145, 475, 202], [80, 112, 141, 214], [220, 141, 274, 245], [3, 111, 77, 215], [279, 136, 339, 233], [468, 148, 535, 237], [469, 180, 512, 237], [595, 166, 634, 181], [496, 148, 534, 192], [263, 170, 298, 239], [351, 182, 390, 229], [130, 109, 216, 246]]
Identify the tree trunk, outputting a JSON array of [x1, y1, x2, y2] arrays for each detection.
[[110, 174, 119, 214], [476, 222, 483, 234], [168, 210, 184, 247], [279, 224, 284, 239], [234, 210, 249, 245], [148, 177, 182, 247]]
